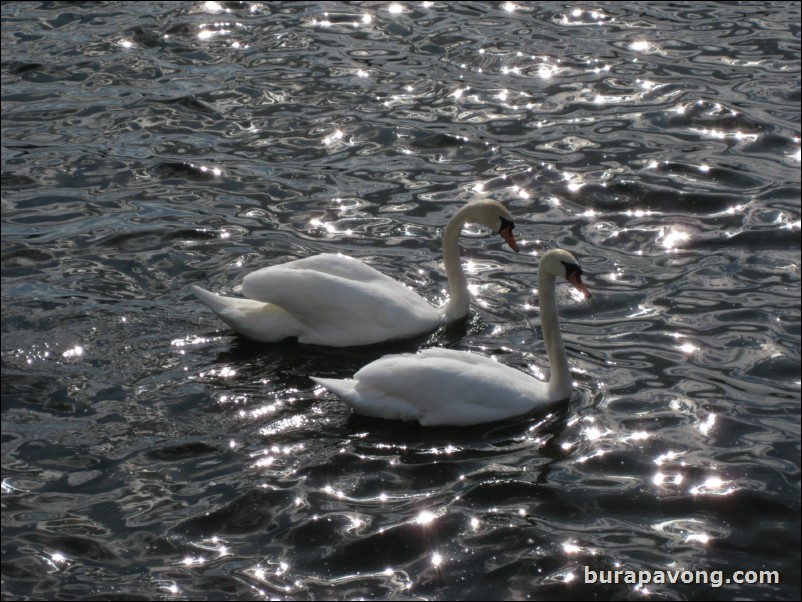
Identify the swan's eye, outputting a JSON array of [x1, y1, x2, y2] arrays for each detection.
[[499, 216, 515, 233]]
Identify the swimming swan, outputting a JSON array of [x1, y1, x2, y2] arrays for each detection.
[[311, 249, 590, 425], [192, 199, 518, 347]]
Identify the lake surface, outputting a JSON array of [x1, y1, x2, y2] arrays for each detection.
[[2, 1, 800, 600]]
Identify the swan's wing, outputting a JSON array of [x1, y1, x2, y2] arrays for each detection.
[[240, 253, 411, 296], [238, 254, 441, 345], [286, 253, 408, 285], [321, 349, 550, 426]]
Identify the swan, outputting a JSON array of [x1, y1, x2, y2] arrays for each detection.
[[311, 249, 591, 426], [191, 199, 519, 347]]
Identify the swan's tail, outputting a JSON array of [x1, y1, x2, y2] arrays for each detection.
[[191, 284, 304, 343], [192, 284, 273, 320], [191, 285, 239, 315], [310, 376, 357, 400], [311, 376, 425, 422]]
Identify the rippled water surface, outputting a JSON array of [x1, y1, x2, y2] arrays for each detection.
[[2, 1, 800, 600]]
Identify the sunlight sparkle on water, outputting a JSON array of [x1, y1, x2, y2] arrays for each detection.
[[202, 2, 231, 13], [697, 127, 759, 142], [687, 532, 711, 544], [196, 163, 223, 176], [653, 519, 712, 546], [511, 184, 531, 199], [654, 450, 684, 466], [62, 345, 83, 358], [539, 65, 556, 79], [653, 471, 684, 487], [201, 367, 238, 382], [323, 129, 344, 146], [171, 335, 214, 348], [183, 555, 205, 566], [562, 171, 586, 192], [45, 551, 68, 569], [698, 413, 716, 436], [416, 510, 437, 525], [690, 475, 735, 496], [349, 515, 365, 530], [198, 25, 228, 41], [583, 425, 605, 441], [203, 1, 225, 12], [253, 455, 275, 467], [252, 399, 286, 417], [660, 227, 691, 251], [324, 484, 345, 498]]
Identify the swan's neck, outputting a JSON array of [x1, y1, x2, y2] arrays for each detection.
[[442, 205, 472, 322], [538, 271, 572, 400]]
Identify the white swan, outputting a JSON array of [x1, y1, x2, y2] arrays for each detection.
[[311, 249, 591, 426], [192, 199, 518, 347]]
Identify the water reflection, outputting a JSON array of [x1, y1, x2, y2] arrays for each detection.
[[629, 40, 657, 53], [689, 476, 735, 496], [653, 519, 713, 544], [556, 7, 612, 26], [61, 344, 84, 358], [2, 1, 799, 600], [43, 551, 69, 572]]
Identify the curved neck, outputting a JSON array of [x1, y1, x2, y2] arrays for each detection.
[[538, 270, 572, 400], [442, 204, 474, 322]]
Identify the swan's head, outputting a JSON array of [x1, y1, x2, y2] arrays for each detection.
[[464, 199, 519, 253], [540, 249, 591, 299]]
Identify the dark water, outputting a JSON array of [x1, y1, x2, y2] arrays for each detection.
[[2, 1, 800, 600]]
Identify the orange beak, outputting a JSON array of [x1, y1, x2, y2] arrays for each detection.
[[500, 225, 519, 253], [568, 272, 591, 299]]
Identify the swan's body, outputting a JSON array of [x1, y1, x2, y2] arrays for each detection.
[[192, 199, 518, 347], [311, 249, 590, 426]]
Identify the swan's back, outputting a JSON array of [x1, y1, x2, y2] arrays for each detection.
[[240, 253, 402, 295]]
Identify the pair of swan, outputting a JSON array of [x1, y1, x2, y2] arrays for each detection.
[[193, 199, 590, 426]]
